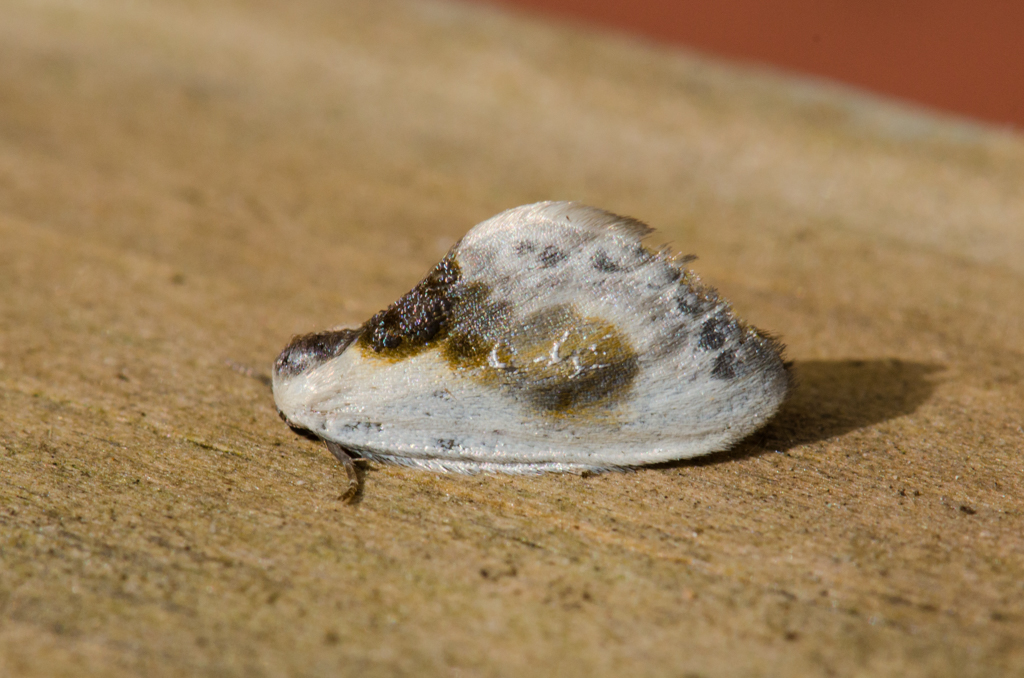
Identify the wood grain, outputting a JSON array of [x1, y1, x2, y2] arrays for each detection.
[[1, 1, 1022, 675]]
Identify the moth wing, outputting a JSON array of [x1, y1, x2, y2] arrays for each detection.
[[273, 201, 790, 473], [286, 346, 633, 473]]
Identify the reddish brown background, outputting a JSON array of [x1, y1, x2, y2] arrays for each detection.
[[480, 0, 1024, 129]]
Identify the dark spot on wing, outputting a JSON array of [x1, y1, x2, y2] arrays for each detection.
[[341, 422, 383, 433], [593, 244, 654, 274], [353, 251, 637, 420], [711, 350, 737, 380], [676, 271, 718, 317], [274, 328, 361, 377], [359, 255, 461, 357], [525, 353, 639, 413], [647, 265, 682, 290], [676, 295, 700, 315], [677, 285, 713, 316], [444, 303, 639, 416], [699, 316, 727, 351], [492, 307, 639, 415], [514, 240, 536, 255], [436, 438, 457, 451], [592, 249, 623, 272], [538, 245, 567, 268], [360, 254, 513, 366]]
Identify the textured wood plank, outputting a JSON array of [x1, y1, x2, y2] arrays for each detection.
[[1, 1, 1022, 676]]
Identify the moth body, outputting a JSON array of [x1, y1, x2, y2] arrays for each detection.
[[273, 202, 789, 474]]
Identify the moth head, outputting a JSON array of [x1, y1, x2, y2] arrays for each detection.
[[272, 327, 361, 393]]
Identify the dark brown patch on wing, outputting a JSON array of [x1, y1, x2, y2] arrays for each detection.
[[359, 255, 515, 367], [359, 255, 461, 358], [513, 240, 537, 255], [446, 305, 639, 416], [699, 316, 728, 351], [711, 350, 738, 380], [675, 272, 718, 317], [592, 249, 624, 272], [537, 245, 567, 268], [510, 308, 639, 414], [358, 253, 638, 418]]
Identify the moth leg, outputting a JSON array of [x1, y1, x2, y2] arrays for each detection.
[[324, 440, 363, 502]]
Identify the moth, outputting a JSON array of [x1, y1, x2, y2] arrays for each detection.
[[273, 202, 790, 498]]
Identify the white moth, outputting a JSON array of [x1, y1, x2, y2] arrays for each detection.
[[273, 202, 789, 497]]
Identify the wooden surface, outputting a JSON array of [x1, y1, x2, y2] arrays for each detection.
[[1, 1, 1023, 676]]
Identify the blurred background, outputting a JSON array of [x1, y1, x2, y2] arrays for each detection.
[[479, 0, 1024, 130]]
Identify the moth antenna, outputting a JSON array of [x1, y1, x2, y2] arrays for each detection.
[[224, 359, 272, 388]]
